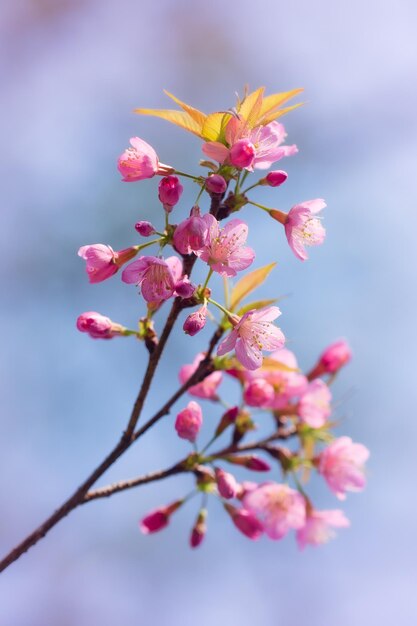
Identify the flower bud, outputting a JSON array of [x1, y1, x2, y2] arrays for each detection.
[[205, 174, 227, 195], [175, 401, 203, 442], [173, 206, 209, 255], [190, 509, 207, 548], [183, 305, 207, 336], [262, 170, 288, 187], [158, 175, 183, 212], [140, 499, 183, 534], [175, 278, 196, 299], [243, 379, 274, 407], [320, 340, 352, 374], [229, 139, 256, 169], [224, 454, 271, 472], [78, 244, 138, 284], [135, 221, 156, 237], [214, 406, 239, 437], [223, 503, 263, 540], [215, 468, 239, 499], [76, 312, 124, 339]]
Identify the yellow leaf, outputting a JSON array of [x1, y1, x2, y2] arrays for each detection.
[[260, 102, 305, 126], [163, 90, 207, 130], [261, 357, 299, 373], [201, 112, 232, 142], [134, 108, 202, 137], [259, 88, 304, 118], [238, 87, 265, 127], [237, 299, 277, 317], [230, 262, 277, 311]]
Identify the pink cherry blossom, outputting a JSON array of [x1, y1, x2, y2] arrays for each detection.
[[319, 437, 370, 499], [217, 306, 285, 371], [298, 379, 331, 428], [244, 378, 275, 407], [173, 206, 209, 255], [224, 503, 263, 540], [260, 348, 308, 409], [140, 500, 183, 534], [284, 199, 326, 261], [175, 401, 203, 442], [244, 482, 306, 540], [197, 215, 255, 277], [122, 255, 191, 305], [118, 137, 173, 182], [248, 121, 298, 170], [76, 311, 124, 339], [215, 468, 239, 499], [158, 175, 183, 212], [202, 121, 297, 172], [179, 352, 223, 400], [183, 305, 207, 336], [78, 244, 138, 284], [296, 509, 350, 549], [229, 138, 256, 169]]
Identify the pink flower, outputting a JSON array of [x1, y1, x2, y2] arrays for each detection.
[[179, 353, 223, 399], [215, 468, 239, 499], [135, 221, 156, 237], [224, 503, 263, 540], [296, 509, 350, 549], [140, 499, 183, 534], [225, 455, 271, 472], [190, 510, 207, 548], [249, 121, 298, 170], [244, 379, 275, 407], [298, 379, 331, 428], [315, 339, 352, 376], [173, 206, 209, 255], [175, 401, 203, 442], [197, 215, 255, 277], [217, 306, 285, 371], [284, 199, 326, 261], [183, 305, 207, 336], [78, 244, 138, 284], [122, 255, 191, 305], [244, 482, 306, 540], [319, 437, 370, 499], [205, 174, 227, 195], [229, 138, 256, 169], [118, 137, 173, 182], [158, 175, 183, 212], [260, 348, 308, 409], [202, 121, 297, 172], [76, 311, 124, 339], [264, 170, 288, 187]]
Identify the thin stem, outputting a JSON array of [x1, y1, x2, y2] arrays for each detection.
[[174, 170, 201, 181], [241, 181, 261, 194], [207, 297, 235, 321], [202, 268, 213, 292], [248, 200, 272, 213]]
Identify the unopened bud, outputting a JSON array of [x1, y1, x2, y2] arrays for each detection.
[[140, 499, 183, 534], [229, 139, 255, 169], [205, 174, 227, 195], [261, 170, 288, 187], [158, 175, 183, 212], [215, 406, 239, 437], [223, 503, 263, 540], [135, 220, 156, 237], [183, 305, 207, 336], [175, 401, 203, 442], [215, 468, 239, 499], [190, 509, 208, 548]]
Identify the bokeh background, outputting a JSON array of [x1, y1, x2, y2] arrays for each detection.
[[1, 0, 417, 624]]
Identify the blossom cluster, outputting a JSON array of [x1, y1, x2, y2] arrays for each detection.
[[77, 87, 369, 550]]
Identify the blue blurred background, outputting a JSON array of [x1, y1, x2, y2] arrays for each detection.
[[1, 0, 417, 624]]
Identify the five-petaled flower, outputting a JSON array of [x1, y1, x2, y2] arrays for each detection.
[[319, 437, 370, 499], [197, 215, 255, 277], [217, 306, 285, 370], [118, 137, 173, 182]]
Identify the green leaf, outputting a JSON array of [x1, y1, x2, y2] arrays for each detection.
[[134, 108, 203, 137], [230, 262, 277, 311]]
